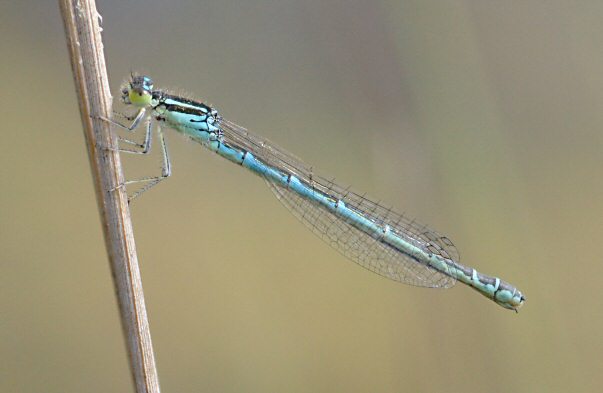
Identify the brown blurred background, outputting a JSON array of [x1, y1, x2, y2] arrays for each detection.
[[1, 1, 602, 392]]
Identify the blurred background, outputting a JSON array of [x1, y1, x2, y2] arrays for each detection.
[[1, 1, 602, 392]]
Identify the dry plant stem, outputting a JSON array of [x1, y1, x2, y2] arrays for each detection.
[[59, 1, 160, 392]]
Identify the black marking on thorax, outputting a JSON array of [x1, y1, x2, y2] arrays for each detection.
[[158, 93, 214, 116]]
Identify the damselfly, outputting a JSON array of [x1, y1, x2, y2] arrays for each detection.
[[104, 74, 525, 311]]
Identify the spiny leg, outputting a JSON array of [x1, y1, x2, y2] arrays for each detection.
[[100, 108, 152, 154], [103, 107, 147, 131], [122, 123, 172, 202], [98, 110, 172, 202]]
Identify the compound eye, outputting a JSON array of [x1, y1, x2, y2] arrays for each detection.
[[142, 76, 154, 91]]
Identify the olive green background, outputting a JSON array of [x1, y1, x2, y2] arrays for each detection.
[[2, 1, 602, 392]]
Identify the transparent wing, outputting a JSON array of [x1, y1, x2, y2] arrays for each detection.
[[220, 118, 458, 288]]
